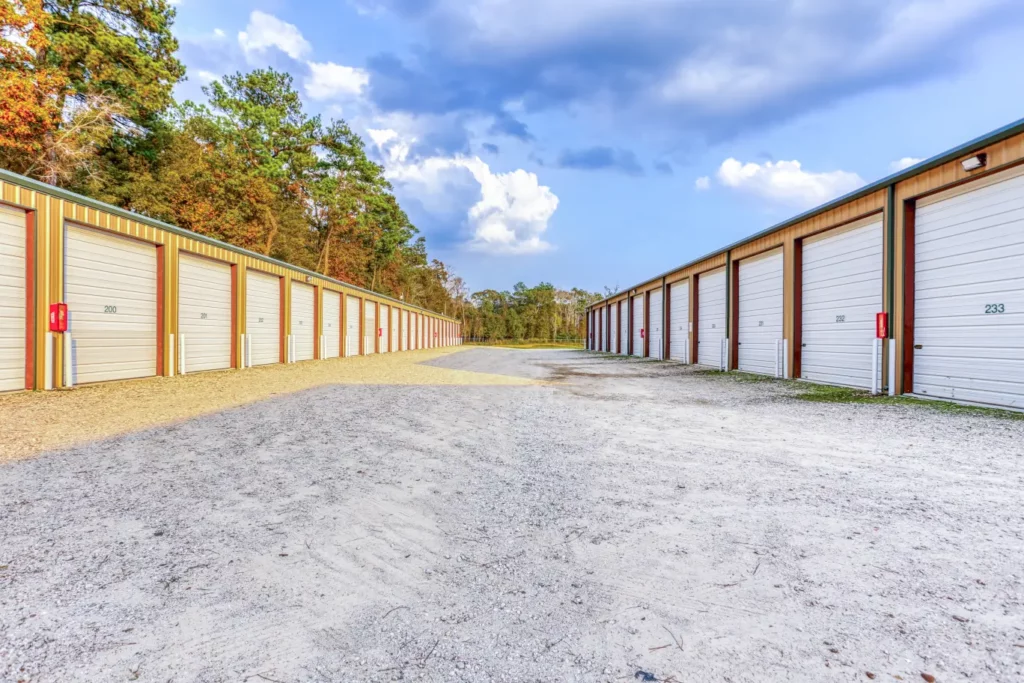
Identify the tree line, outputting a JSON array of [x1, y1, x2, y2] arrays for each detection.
[[0, 0, 601, 334]]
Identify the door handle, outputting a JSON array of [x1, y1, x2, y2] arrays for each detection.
[[914, 344, 923, 350]]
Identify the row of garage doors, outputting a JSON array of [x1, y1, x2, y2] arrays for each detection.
[[594, 221, 884, 386], [589, 163, 1024, 409], [0, 215, 457, 390]]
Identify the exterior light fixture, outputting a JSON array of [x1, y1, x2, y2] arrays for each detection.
[[304, 275, 313, 283], [961, 153, 987, 172]]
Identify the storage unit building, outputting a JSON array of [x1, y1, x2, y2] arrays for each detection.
[[800, 218, 883, 389], [737, 250, 784, 376], [584, 118, 1024, 409], [290, 281, 315, 362], [0, 168, 460, 393], [0, 205, 26, 392], [323, 289, 341, 359], [668, 280, 689, 363], [178, 253, 232, 374], [246, 270, 281, 367], [65, 225, 158, 384], [697, 268, 727, 368]]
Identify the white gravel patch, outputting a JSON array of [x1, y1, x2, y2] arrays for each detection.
[[1, 349, 1022, 682]]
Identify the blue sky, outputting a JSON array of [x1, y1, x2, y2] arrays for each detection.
[[169, 0, 1024, 294]]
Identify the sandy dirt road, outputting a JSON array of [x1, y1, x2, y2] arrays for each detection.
[[1, 348, 1022, 682]]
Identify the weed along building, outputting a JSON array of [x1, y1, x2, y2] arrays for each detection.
[[0, 169, 462, 394], [586, 118, 1024, 410]]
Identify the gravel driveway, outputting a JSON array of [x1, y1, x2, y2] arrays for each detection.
[[1, 349, 1022, 682]]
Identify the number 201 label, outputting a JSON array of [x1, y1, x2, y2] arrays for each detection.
[[984, 304, 1005, 314]]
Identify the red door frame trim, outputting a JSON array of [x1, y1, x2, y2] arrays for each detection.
[[24, 209, 35, 389]]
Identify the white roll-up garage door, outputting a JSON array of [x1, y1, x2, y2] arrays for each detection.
[[391, 307, 400, 352], [0, 206, 26, 392], [801, 218, 882, 389], [631, 295, 644, 357], [609, 304, 618, 354], [401, 310, 409, 350], [178, 253, 231, 374], [410, 313, 417, 349], [245, 270, 281, 367], [364, 301, 377, 354], [913, 167, 1024, 408], [649, 289, 664, 360], [668, 280, 689, 363], [619, 302, 628, 354], [379, 304, 390, 353], [345, 295, 360, 356], [290, 282, 315, 362], [598, 308, 605, 351], [738, 250, 784, 376], [323, 290, 341, 359], [697, 268, 726, 368], [66, 225, 157, 384]]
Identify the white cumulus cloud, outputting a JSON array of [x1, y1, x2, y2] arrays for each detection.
[[369, 128, 559, 255], [890, 157, 924, 172], [305, 61, 370, 100], [238, 11, 311, 61], [716, 158, 864, 208]]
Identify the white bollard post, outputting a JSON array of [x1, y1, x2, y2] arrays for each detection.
[[871, 338, 881, 395], [783, 339, 789, 379], [44, 333, 54, 390], [64, 334, 74, 388], [888, 338, 897, 396], [775, 339, 781, 378]]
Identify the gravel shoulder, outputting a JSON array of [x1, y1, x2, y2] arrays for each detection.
[[1, 350, 1022, 682], [0, 348, 535, 463]]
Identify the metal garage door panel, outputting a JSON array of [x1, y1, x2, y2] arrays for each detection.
[[619, 302, 628, 354], [379, 304, 390, 353], [609, 305, 618, 353], [345, 296, 360, 356], [599, 308, 605, 351], [290, 282, 315, 362], [391, 307, 400, 351], [669, 281, 689, 362], [66, 226, 157, 384], [323, 290, 341, 359], [649, 289, 664, 360], [364, 301, 377, 354], [914, 169, 1024, 408], [179, 253, 231, 373], [402, 310, 410, 350], [738, 250, 784, 375], [0, 206, 25, 392], [631, 295, 644, 357], [801, 219, 882, 389], [246, 270, 280, 366], [697, 269, 726, 367]]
